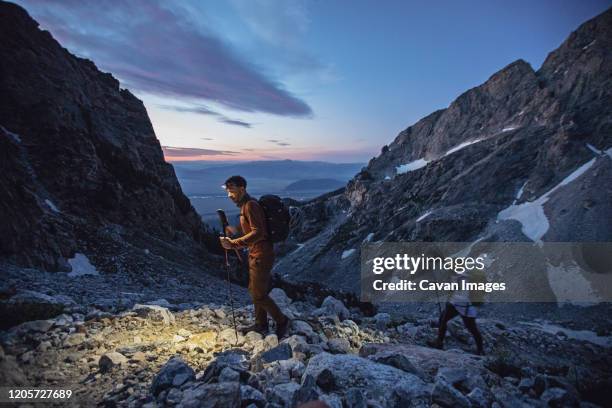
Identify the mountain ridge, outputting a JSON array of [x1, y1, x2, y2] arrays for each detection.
[[275, 7, 612, 295], [0, 0, 218, 272]]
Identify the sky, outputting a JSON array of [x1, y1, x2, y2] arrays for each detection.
[[14, 0, 612, 163]]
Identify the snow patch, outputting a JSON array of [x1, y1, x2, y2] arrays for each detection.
[[512, 181, 527, 205], [582, 40, 596, 50], [587, 143, 612, 160], [341, 249, 356, 259], [416, 210, 432, 222], [394, 137, 491, 176], [502, 126, 517, 132], [1, 125, 21, 143], [443, 139, 483, 156], [45, 199, 60, 213], [586, 143, 602, 155], [384, 175, 391, 180], [396, 158, 429, 174], [362, 233, 375, 243], [497, 157, 596, 242], [67, 253, 99, 277]]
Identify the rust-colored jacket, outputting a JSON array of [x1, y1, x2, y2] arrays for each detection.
[[231, 195, 273, 258]]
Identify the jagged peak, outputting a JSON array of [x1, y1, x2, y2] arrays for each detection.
[[538, 6, 612, 77]]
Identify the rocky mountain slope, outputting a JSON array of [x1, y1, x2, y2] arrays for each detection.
[[2, 288, 610, 407], [0, 1, 218, 274], [274, 7, 612, 296]]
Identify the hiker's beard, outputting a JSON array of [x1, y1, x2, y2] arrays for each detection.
[[229, 192, 243, 204]]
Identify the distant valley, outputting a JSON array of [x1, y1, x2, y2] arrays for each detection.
[[171, 160, 364, 227]]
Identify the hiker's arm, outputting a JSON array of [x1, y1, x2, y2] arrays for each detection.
[[225, 225, 241, 236], [230, 201, 265, 248]]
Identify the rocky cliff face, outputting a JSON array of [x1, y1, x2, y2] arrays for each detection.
[[275, 7, 612, 294], [0, 1, 217, 272]]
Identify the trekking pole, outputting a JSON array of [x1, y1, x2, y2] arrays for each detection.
[[430, 248, 443, 324], [217, 209, 239, 346]]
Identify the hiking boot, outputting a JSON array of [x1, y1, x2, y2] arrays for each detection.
[[239, 323, 269, 335], [275, 316, 290, 339]]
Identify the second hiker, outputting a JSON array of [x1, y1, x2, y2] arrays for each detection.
[[219, 175, 290, 338]]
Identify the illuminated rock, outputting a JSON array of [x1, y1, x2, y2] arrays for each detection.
[[99, 351, 128, 373], [133, 304, 175, 325]]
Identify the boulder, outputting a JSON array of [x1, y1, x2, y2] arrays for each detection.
[[373, 313, 391, 330], [63, 333, 87, 347], [218, 328, 242, 345], [266, 382, 301, 407], [540, 387, 579, 407], [0, 290, 72, 329], [303, 352, 428, 403], [187, 331, 217, 349], [391, 379, 432, 407], [293, 374, 320, 406], [314, 296, 350, 321], [366, 349, 423, 378], [327, 338, 351, 354], [177, 382, 240, 408], [133, 304, 175, 325], [431, 379, 471, 408], [240, 385, 266, 407], [218, 366, 240, 383], [99, 352, 128, 373], [151, 357, 195, 396], [359, 343, 486, 382], [291, 320, 315, 337], [13, 319, 54, 333], [264, 334, 279, 348], [344, 387, 367, 408], [0, 348, 27, 386], [467, 387, 494, 408], [201, 349, 251, 381], [260, 343, 293, 364]]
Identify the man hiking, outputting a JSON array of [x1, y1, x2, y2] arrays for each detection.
[[219, 175, 290, 338], [427, 268, 485, 355]]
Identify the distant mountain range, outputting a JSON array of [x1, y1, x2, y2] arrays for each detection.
[[172, 159, 364, 195], [284, 178, 346, 192]]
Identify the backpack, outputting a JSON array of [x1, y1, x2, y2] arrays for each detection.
[[256, 195, 290, 243]]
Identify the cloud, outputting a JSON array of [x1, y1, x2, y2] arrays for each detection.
[[267, 139, 291, 147], [219, 118, 251, 128], [162, 145, 238, 158], [159, 105, 220, 116], [159, 104, 253, 128], [17, 0, 312, 117]]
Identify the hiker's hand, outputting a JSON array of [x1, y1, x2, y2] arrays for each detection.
[[225, 225, 238, 236], [220, 237, 235, 249]]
